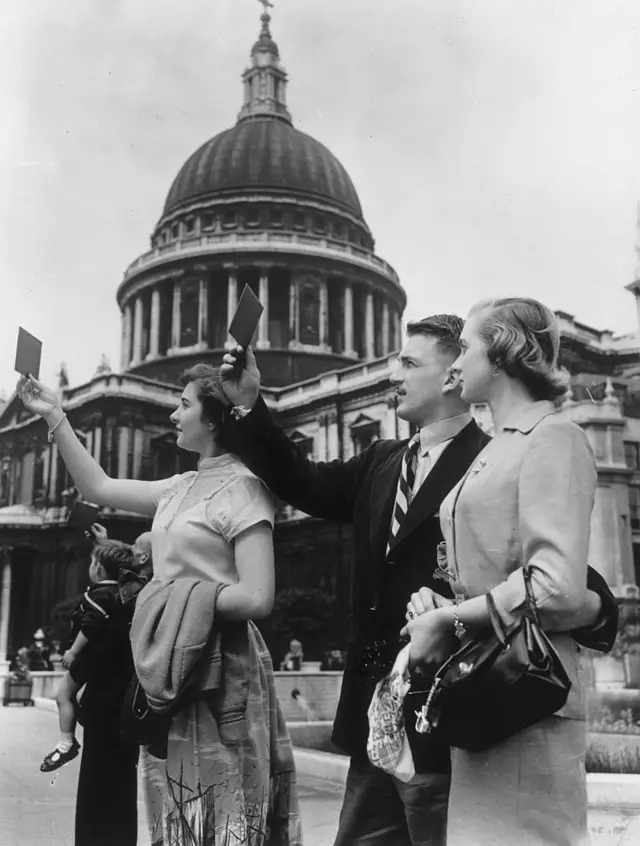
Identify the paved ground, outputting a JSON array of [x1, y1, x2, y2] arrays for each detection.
[[1, 704, 640, 846]]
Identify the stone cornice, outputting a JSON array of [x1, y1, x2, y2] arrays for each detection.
[[118, 231, 402, 305]]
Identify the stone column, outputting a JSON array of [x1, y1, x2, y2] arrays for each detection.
[[117, 426, 130, 479], [393, 311, 402, 352], [365, 291, 375, 358], [0, 551, 12, 666], [85, 430, 94, 459], [48, 444, 58, 502], [133, 429, 145, 479], [120, 304, 133, 370], [132, 296, 143, 365], [317, 414, 328, 461], [327, 411, 340, 460], [257, 268, 270, 349], [226, 267, 238, 345], [104, 421, 116, 478], [93, 425, 103, 465], [171, 282, 181, 350], [382, 301, 390, 356], [319, 276, 329, 348], [344, 284, 356, 356], [41, 447, 50, 501], [289, 277, 300, 346], [198, 278, 208, 347], [149, 287, 161, 358]]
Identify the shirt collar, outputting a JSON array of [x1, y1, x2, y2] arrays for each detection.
[[418, 412, 472, 455], [502, 400, 556, 434]]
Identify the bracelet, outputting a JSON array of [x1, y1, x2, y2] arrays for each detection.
[[47, 414, 67, 443], [452, 605, 467, 640]]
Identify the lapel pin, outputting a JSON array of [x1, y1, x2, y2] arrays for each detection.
[[471, 458, 487, 475]]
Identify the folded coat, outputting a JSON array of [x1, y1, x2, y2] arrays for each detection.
[[130, 578, 250, 743]]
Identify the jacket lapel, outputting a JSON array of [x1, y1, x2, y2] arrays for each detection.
[[388, 421, 485, 555]]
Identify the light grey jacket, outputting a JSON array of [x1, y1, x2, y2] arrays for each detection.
[[441, 401, 597, 719], [130, 578, 250, 742]]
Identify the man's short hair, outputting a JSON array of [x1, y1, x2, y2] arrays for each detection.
[[406, 314, 464, 359]]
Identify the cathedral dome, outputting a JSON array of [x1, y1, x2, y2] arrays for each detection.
[[163, 117, 363, 219]]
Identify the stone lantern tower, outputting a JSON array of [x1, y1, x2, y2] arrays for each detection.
[[117, 5, 406, 386]]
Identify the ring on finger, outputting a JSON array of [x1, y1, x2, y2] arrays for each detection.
[[407, 609, 416, 620]]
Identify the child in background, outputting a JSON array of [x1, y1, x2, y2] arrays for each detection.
[[281, 638, 304, 671], [40, 536, 133, 772], [118, 531, 154, 608]]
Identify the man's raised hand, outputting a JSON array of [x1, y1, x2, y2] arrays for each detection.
[[220, 345, 261, 409]]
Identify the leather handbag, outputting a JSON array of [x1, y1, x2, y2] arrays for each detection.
[[414, 567, 572, 752], [119, 675, 173, 757]]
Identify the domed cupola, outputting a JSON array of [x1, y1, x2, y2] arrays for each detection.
[[117, 3, 405, 387]]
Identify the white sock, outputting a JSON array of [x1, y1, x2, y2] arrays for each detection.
[[55, 733, 75, 753]]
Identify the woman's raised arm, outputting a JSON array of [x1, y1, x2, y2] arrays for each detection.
[[18, 375, 156, 516]]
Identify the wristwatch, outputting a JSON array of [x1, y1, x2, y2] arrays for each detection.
[[230, 405, 253, 421]]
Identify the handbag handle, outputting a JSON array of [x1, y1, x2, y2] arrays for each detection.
[[486, 592, 509, 646], [484, 567, 541, 645], [523, 566, 542, 628]]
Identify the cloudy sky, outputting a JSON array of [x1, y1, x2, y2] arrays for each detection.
[[1, 0, 639, 395]]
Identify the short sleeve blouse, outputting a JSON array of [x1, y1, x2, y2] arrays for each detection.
[[147, 453, 275, 583]]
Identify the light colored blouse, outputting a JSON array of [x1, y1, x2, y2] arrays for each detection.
[[147, 453, 275, 585], [439, 401, 597, 720]]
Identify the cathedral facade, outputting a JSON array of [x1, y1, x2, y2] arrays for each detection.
[[0, 10, 639, 663]]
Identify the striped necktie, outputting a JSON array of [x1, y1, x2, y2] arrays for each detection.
[[388, 434, 421, 551]]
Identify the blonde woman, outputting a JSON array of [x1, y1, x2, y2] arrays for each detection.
[[403, 298, 601, 845]]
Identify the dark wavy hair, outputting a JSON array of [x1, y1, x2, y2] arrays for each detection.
[[180, 363, 231, 446], [406, 314, 464, 359], [469, 297, 569, 401], [92, 539, 134, 580]]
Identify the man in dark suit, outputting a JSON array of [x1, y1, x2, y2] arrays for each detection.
[[221, 315, 488, 846], [220, 314, 617, 846]]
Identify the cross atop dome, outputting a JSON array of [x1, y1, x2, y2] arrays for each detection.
[[237, 0, 292, 124]]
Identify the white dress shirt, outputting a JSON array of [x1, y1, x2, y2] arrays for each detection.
[[411, 412, 472, 497]]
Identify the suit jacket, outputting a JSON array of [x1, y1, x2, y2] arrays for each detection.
[[224, 397, 491, 769]]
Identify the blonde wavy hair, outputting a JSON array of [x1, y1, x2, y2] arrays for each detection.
[[468, 297, 569, 401]]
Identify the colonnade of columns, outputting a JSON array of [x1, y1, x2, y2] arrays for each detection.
[[121, 266, 403, 370]]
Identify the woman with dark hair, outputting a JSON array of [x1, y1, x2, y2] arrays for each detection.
[[18, 364, 302, 846], [403, 298, 600, 845]]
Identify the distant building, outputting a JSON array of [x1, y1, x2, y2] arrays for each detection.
[[0, 9, 639, 662]]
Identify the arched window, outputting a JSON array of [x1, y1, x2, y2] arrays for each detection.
[[180, 280, 199, 347], [222, 210, 238, 229], [350, 415, 380, 455], [299, 283, 320, 345], [313, 215, 326, 234], [270, 208, 284, 228], [245, 206, 261, 228]]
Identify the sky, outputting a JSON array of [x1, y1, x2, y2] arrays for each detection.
[[1, 0, 640, 396]]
